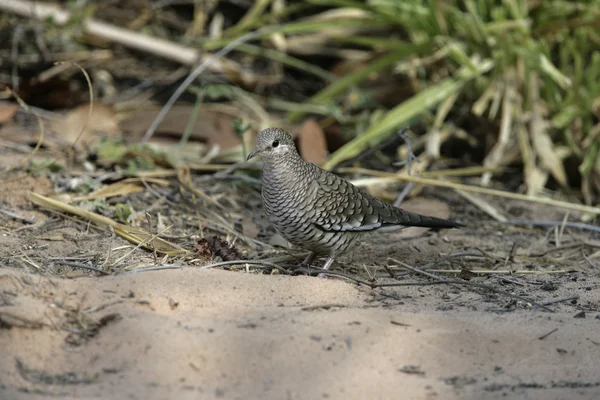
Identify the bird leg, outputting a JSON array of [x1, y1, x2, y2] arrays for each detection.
[[317, 257, 335, 279], [322, 257, 335, 270], [301, 251, 317, 266]]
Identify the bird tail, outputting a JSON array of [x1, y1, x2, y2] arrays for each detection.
[[396, 209, 465, 229]]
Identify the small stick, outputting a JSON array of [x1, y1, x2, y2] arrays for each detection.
[[501, 241, 517, 271], [84, 299, 124, 313], [301, 304, 347, 311], [531, 242, 600, 257], [538, 328, 558, 340], [54, 62, 93, 150], [0, 209, 34, 224], [541, 295, 579, 306], [212, 161, 262, 178], [388, 257, 456, 284], [582, 249, 598, 268], [17, 250, 41, 270], [500, 220, 600, 234], [393, 182, 415, 207], [392, 250, 503, 278], [473, 247, 505, 261], [454, 189, 507, 222], [420, 269, 571, 275], [55, 261, 110, 276], [494, 275, 525, 286], [119, 259, 292, 276], [392, 128, 420, 176]]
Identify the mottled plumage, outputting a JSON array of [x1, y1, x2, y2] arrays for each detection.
[[247, 128, 463, 270]]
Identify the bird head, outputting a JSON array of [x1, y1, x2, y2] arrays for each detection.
[[247, 128, 297, 162]]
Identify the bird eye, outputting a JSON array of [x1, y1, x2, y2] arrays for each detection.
[[272, 140, 279, 148]]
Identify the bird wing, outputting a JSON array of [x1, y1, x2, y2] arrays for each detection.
[[310, 168, 463, 233], [310, 169, 395, 232]]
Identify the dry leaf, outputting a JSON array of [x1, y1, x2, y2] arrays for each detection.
[[198, 237, 241, 262], [78, 178, 169, 201], [120, 105, 241, 150], [298, 119, 327, 166], [0, 102, 17, 123], [52, 104, 119, 146], [82, 181, 144, 200], [195, 238, 212, 259]]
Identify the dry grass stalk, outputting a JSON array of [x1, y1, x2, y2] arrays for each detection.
[[344, 168, 600, 215], [28, 192, 187, 255]]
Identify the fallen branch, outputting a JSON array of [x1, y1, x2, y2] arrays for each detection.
[[0, 0, 256, 85]]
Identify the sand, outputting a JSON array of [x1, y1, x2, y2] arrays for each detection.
[[1, 267, 599, 400]]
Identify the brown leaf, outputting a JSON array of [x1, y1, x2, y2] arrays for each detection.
[[120, 105, 241, 150], [51, 104, 119, 146], [196, 236, 241, 262], [298, 118, 327, 166], [207, 237, 241, 262], [458, 269, 476, 280], [80, 178, 169, 201], [0, 102, 17, 124], [195, 238, 212, 259]]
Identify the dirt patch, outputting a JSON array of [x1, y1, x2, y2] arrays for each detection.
[[0, 173, 52, 229], [1, 267, 600, 400]]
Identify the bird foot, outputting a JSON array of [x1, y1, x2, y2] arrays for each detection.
[[291, 262, 326, 278], [286, 262, 310, 275]]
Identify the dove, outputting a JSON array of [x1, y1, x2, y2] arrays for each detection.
[[247, 128, 463, 270]]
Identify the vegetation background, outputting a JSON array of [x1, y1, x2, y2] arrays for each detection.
[[1, 0, 599, 207], [2, 2, 600, 400]]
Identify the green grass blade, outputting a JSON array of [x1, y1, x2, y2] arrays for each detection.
[[288, 41, 434, 122], [322, 60, 494, 169]]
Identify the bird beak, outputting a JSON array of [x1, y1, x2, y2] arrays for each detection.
[[246, 148, 259, 161]]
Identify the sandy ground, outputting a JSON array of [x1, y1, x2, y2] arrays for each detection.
[[1, 153, 599, 399], [1, 267, 599, 400]]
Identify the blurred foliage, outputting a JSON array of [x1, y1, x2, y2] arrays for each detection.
[[3, 0, 600, 202], [274, 0, 599, 201], [27, 160, 65, 177], [193, 0, 600, 201]]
